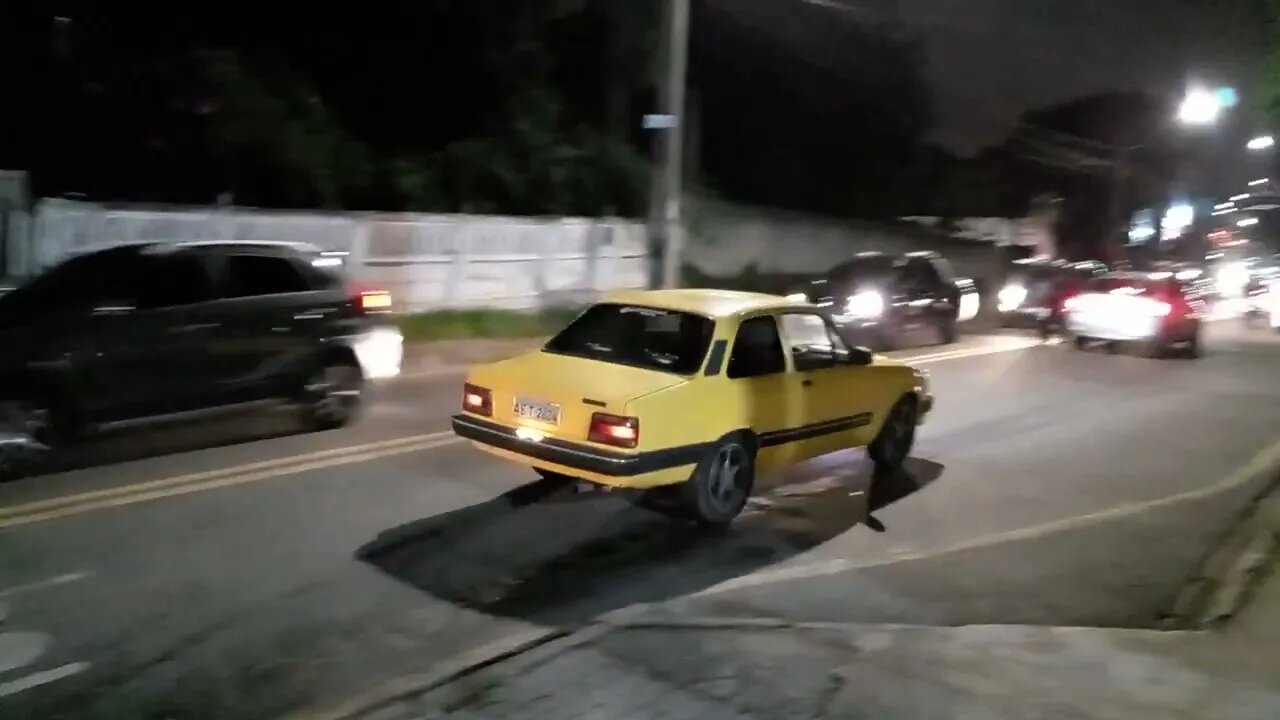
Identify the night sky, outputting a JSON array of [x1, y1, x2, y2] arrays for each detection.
[[899, 0, 1268, 154]]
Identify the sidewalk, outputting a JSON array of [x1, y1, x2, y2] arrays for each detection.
[[350, 490, 1280, 720], [356, 595, 1280, 720]]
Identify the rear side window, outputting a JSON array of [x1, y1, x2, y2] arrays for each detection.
[[221, 254, 312, 298], [543, 303, 714, 375], [728, 316, 786, 379], [137, 253, 217, 308]]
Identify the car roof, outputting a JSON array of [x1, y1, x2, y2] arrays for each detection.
[[601, 288, 802, 317]]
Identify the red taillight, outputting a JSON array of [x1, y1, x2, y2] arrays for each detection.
[[353, 287, 393, 312], [588, 412, 639, 449], [462, 383, 492, 416]]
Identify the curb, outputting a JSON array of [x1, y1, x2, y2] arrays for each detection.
[[1161, 472, 1280, 630]]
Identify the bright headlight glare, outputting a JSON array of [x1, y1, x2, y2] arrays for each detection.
[[997, 284, 1028, 312], [845, 290, 885, 318]]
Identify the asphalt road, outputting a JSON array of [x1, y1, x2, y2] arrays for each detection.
[[2, 321, 1280, 719]]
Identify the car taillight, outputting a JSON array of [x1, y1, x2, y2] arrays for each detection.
[[354, 288, 393, 312], [462, 383, 493, 416], [588, 412, 639, 449]]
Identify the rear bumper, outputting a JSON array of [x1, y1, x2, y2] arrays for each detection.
[[451, 414, 705, 479]]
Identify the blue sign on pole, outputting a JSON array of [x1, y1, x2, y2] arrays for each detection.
[[1215, 87, 1239, 109]]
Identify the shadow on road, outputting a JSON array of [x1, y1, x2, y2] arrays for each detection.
[[9, 409, 306, 481], [357, 455, 944, 624]]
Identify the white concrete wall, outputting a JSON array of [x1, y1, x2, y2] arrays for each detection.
[[24, 200, 648, 312]]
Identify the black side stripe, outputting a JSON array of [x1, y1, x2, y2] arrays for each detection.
[[703, 339, 728, 376], [759, 413, 873, 448]]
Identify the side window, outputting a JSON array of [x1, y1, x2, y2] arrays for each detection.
[[727, 316, 786, 379], [222, 254, 311, 298], [779, 313, 836, 353], [136, 253, 217, 309]]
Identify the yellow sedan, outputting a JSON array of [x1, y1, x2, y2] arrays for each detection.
[[451, 289, 933, 525]]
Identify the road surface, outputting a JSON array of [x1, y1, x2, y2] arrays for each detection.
[[2, 322, 1279, 719]]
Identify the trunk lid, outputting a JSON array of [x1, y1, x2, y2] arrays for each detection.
[[468, 350, 688, 444]]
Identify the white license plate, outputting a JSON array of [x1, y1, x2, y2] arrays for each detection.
[[513, 397, 561, 424]]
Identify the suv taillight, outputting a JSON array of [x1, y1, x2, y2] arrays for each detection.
[[588, 413, 639, 449], [462, 384, 493, 416], [354, 288, 393, 312]]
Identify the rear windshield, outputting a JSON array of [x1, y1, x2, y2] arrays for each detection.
[[828, 255, 895, 284], [1007, 265, 1060, 284], [543, 303, 715, 375], [1084, 276, 1173, 296]]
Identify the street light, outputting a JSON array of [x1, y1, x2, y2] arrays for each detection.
[[1249, 178, 1270, 187], [1238, 217, 1259, 227], [1247, 135, 1275, 151]]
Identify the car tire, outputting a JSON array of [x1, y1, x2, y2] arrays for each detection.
[[680, 434, 756, 527], [0, 393, 63, 481], [1181, 324, 1202, 359], [300, 358, 364, 431], [936, 316, 958, 345], [868, 395, 917, 478]]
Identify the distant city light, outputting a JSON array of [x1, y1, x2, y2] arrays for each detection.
[[1249, 178, 1270, 187], [1214, 202, 1235, 210], [1230, 193, 1251, 202], [1247, 135, 1276, 151], [1237, 217, 1259, 227]]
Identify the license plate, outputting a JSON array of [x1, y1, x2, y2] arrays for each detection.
[[513, 397, 561, 424]]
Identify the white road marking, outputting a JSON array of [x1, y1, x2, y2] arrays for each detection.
[[0, 662, 90, 698], [0, 632, 49, 674], [690, 434, 1280, 598], [0, 572, 94, 599]]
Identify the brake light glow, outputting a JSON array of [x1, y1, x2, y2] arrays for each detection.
[[588, 412, 640, 449], [358, 290, 393, 311], [462, 383, 493, 416]]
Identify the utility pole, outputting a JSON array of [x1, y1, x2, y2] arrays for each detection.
[[646, 0, 690, 289]]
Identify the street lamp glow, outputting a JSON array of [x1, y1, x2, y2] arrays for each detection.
[[1230, 193, 1251, 202], [1214, 201, 1235, 210], [1177, 89, 1224, 125], [1249, 178, 1270, 187], [1238, 217, 1259, 227], [1247, 135, 1276, 151]]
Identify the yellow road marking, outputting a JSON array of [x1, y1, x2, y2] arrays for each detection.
[[0, 433, 461, 530], [693, 435, 1280, 598], [1, 338, 1040, 529]]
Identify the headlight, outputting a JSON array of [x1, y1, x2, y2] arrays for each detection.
[[845, 290, 885, 318], [997, 284, 1028, 312], [785, 293, 808, 302], [1217, 263, 1249, 297]]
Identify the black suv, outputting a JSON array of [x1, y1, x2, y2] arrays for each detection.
[[791, 251, 973, 350], [0, 241, 400, 474]]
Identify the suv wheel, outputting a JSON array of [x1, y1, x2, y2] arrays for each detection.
[[301, 360, 364, 430], [681, 435, 755, 527], [0, 395, 61, 480]]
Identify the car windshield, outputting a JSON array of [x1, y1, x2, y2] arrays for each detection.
[[543, 303, 715, 375]]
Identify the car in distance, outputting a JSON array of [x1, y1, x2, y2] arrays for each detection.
[[788, 251, 975, 351], [0, 240, 402, 476], [1063, 271, 1207, 358], [997, 258, 1108, 338], [451, 289, 933, 526]]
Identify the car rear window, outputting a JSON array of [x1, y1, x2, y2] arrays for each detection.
[[543, 303, 715, 375]]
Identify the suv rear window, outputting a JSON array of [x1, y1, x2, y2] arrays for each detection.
[[544, 303, 715, 375]]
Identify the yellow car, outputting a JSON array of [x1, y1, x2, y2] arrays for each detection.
[[451, 289, 933, 525]]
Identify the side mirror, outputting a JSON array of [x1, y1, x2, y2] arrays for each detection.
[[792, 345, 838, 372], [843, 346, 874, 366]]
